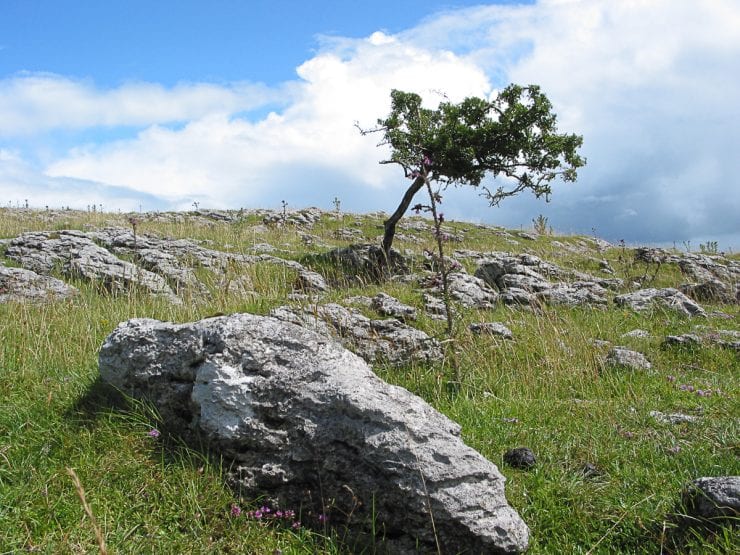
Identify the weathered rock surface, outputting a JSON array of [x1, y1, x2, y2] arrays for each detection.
[[605, 347, 652, 370], [371, 293, 417, 321], [446, 272, 499, 309], [473, 252, 613, 307], [649, 411, 701, 425], [679, 280, 735, 304], [663, 334, 702, 347], [99, 314, 529, 554], [6, 230, 180, 303], [4, 227, 326, 302], [682, 476, 740, 521], [0, 265, 78, 302], [316, 244, 408, 283], [270, 303, 442, 367], [469, 322, 514, 340], [614, 288, 707, 317]]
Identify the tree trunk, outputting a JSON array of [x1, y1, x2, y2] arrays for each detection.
[[382, 175, 426, 259]]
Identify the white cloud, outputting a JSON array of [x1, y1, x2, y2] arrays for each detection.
[[44, 33, 491, 206], [0, 73, 279, 136]]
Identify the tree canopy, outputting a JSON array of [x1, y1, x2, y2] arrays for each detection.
[[362, 85, 585, 257]]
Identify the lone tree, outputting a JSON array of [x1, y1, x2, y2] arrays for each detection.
[[360, 85, 586, 259]]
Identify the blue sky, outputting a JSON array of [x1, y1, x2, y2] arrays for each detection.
[[1, 0, 739, 249]]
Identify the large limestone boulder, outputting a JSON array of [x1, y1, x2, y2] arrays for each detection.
[[269, 303, 442, 367], [99, 314, 529, 554]]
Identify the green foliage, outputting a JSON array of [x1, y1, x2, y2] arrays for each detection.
[[532, 214, 550, 235], [376, 85, 585, 204], [699, 240, 719, 255]]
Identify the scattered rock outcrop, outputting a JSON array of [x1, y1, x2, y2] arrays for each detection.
[[473, 252, 614, 307], [6, 231, 180, 303], [614, 288, 707, 317], [270, 303, 442, 367], [99, 314, 530, 554], [0, 265, 78, 302], [371, 293, 417, 321]]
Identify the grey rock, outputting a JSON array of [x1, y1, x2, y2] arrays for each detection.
[[499, 287, 538, 306], [98, 314, 529, 554], [135, 248, 206, 294], [371, 293, 417, 321], [294, 269, 329, 293], [649, 411, 701, 425], [422, 293, 452, 320], [6, 231, 180, 303], [622, 329, 650, 338], [663, 334, 702, 347], [443, 272, 499, 309], [270, 303, 442, 367], [536, 282, 608, 307], [319, 244, 408, 282], [503, 447, 537, 470], [474, 253, 611, 307], [0, 265, 78, 302], [680, 280, 734, 304], [469, 322, 513, 339], [614, 288, 707, 317], [682, 476, 740, 521], [605, 347, 652, 370]]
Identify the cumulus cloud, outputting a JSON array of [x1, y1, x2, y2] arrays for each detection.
[[0, 149, 172, 210], [2, 0, 739, 247], [44, 33, 491, 206]]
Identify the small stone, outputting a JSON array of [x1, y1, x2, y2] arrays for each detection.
[[580, 462, 602, 479], [649, 410, 701, 425], [469, 322, 514, 340], [503, 447, 537, 470], [622, 329, 650, 338], [605, 347, 652, 371]]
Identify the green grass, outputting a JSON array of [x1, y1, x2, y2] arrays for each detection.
[[1, 208, 737, 553]]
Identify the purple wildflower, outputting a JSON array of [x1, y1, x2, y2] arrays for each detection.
[[147, 429, 160, 438], [230, 504, 242, 517], [318, 513, 328, 523], [292, 521, 301, 529], [666, 375, 676, 382]]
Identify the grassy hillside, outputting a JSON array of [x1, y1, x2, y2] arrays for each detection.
[[0, 207, 737, 554]]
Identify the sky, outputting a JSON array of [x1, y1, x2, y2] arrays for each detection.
[[1, 0, 739, 249]]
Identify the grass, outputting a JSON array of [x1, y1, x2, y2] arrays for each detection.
[[0, 207, 737, 554]]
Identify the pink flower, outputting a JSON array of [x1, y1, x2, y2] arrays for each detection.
[[230, 504, 242, 517], [147, 429, 160, 438]]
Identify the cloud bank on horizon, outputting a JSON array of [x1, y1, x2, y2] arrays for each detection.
[[1, 0, 739, 248]]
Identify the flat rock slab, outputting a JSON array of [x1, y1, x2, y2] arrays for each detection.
[[614, 288, 706, 317], [270, 303, 442, 367], [0, 265, 78, 302], [99, 314, 529, 554]]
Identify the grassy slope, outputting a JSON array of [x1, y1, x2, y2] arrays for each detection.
[[0, 208, 737, 554]]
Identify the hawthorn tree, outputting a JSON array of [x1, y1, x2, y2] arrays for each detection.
[[360, 85, 586, 259]]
